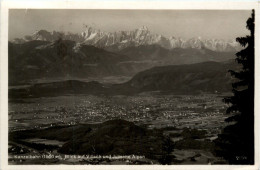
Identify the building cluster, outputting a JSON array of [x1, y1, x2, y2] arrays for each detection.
[[9, 94, 229, 136]]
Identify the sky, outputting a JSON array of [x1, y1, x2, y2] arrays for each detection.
[[9, 9, 251, 40]]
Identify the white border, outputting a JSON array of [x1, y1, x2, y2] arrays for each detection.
[[1, 1, 260, 170]]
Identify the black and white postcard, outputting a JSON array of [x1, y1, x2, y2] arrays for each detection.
[[0, 1, 259, 170]]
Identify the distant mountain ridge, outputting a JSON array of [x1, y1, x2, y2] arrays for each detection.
[[12, 25, 241, 52], [9, 61, 238, 99], [117, 44, 236, 65]]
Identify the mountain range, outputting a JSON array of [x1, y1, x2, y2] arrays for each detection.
[[9, 25, 240, 88], [12, 26, 241, 52], [8, 38, 237, 85], [8, 40, 132, 85]]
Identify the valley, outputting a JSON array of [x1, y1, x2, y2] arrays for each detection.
[[9, 93, 231, 164]]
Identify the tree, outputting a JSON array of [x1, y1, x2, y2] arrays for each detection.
[[159, 135, 174, 165], [214, 10, 254, 164]]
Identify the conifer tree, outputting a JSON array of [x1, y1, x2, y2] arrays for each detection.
[[214, 10, 255, 164]]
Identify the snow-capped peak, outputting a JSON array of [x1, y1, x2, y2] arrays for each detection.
[[12, 26, 241, 52]]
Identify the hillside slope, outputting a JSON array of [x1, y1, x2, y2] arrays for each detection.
[[9, 61, 238, 98], [123, 61, 237, 94], [9, 40, 131, 85]]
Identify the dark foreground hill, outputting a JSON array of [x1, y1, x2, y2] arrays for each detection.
[[9, 119, 173, 163]]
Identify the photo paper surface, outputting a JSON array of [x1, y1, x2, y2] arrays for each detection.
[[0, 1, 259, 170]]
